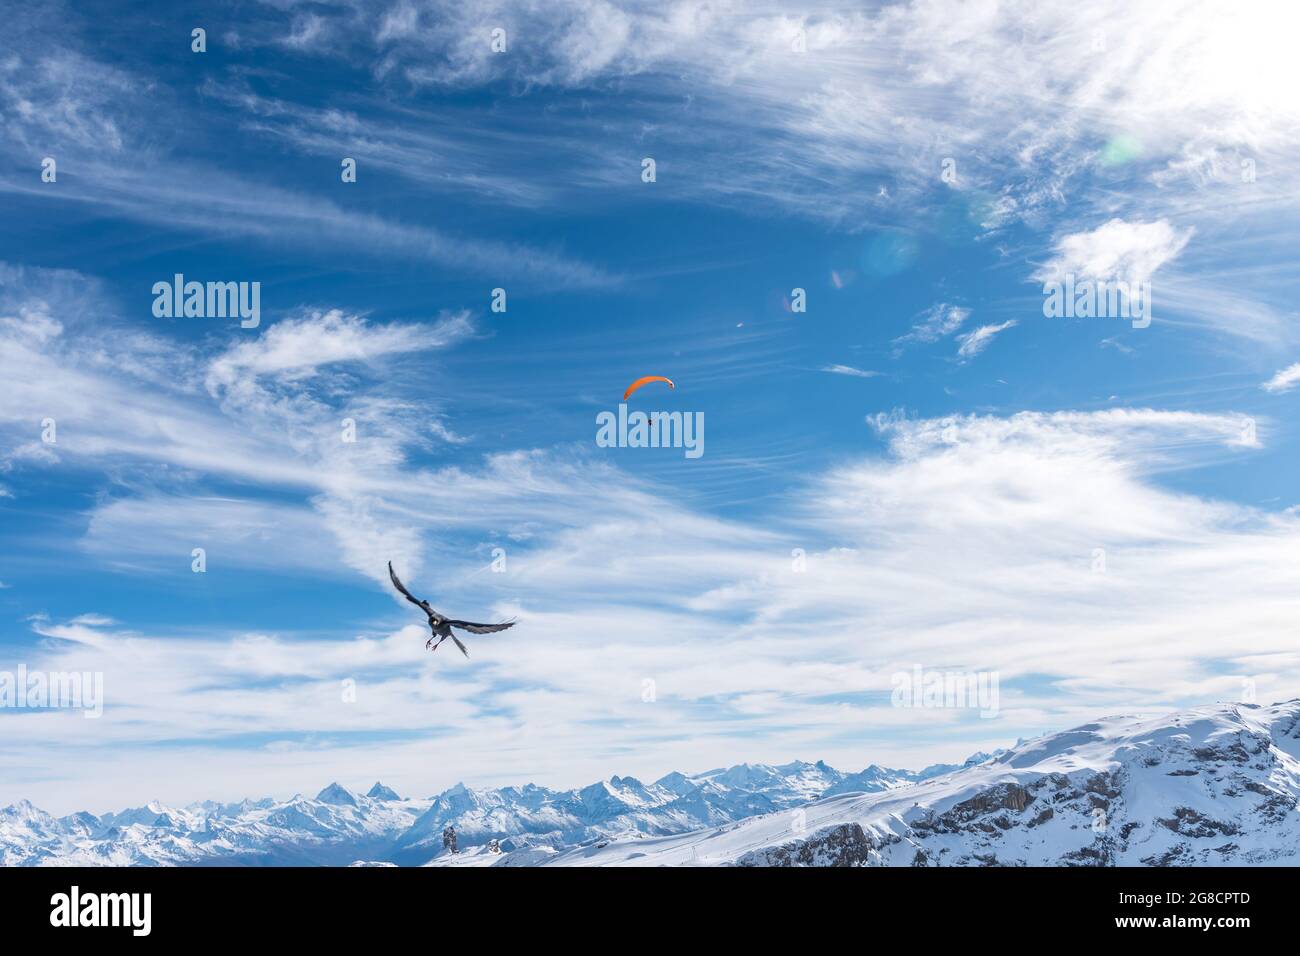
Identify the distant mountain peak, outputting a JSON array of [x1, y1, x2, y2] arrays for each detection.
[[366, 783, 401, 801], [315, 783, 357, 806]]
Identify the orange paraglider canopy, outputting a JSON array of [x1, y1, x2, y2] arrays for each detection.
[[623, 375, 675, 401]]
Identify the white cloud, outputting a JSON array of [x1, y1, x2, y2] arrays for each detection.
[[205, 309, 472, 388], [0, 274, 483, 585], [0, 51, 135, 152], [893, 303, 970, 351], [1262, 363, 1300, 394], [281, 13, 330, 50], [1036, 218, 1194, 286], [68, 614, 115, 627], [820, 364, 880, 379], [956, 320, 1016, 360]]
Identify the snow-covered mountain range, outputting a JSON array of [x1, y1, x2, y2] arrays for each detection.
[[540, 699, 1300, 867], [4, 700, 1297, 866], [0, 756, 973, 866]]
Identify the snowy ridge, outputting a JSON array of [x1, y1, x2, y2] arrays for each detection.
[[543, 700, 1300, 867], [4, 700, 1295, 866]]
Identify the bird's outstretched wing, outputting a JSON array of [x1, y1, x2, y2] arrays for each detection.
[[446, 619, 516, 635], [387, 562, 422, 605], [450, 633, 470, 658], [387, 562, 441, 617]]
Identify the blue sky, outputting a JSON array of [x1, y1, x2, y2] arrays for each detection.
[[3, 0, 1300, 813]]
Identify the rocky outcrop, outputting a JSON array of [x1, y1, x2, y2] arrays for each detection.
[[737, 823, 877, 867]]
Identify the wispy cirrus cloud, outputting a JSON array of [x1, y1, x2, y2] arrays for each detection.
[[956, 320, 1016, 361], [820, 364, 879, 379], [262, 0, 1300, 228], [199, 80, 559, 209], [892, 303, 970, 355], [0, 45, 615, 288]]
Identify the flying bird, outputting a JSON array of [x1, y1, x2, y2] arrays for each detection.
[[387, 561, 515, 656]]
